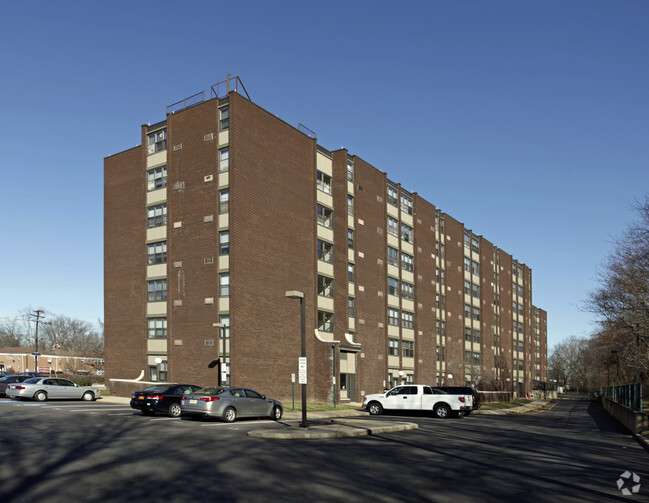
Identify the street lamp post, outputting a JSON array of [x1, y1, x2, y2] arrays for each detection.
[[506, 377, 511, 401], [286, 290, 308, 428]]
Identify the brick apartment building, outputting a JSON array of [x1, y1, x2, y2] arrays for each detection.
[[104, 77, 547, 402]]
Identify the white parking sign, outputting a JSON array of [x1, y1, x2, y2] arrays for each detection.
[[298, 357, 307, 384]]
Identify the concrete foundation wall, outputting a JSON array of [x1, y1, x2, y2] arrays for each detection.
[[602, 396, 648, 434]]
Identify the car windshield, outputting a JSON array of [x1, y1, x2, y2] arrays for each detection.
[[142, 385, 172, 393], [194, 387, 226, 396], [0, 377, 8, 382]]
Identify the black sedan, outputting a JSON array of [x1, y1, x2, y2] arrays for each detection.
[[130, 384, 202, 417], [0, 375, 31, 397]]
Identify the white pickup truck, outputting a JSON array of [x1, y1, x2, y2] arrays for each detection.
[[363, 384, 472, 418]]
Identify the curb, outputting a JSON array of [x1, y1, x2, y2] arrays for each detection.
[[247, 419, 418, 439]]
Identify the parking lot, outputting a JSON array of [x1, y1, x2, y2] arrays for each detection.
[[1, 395, 646, 502], [0, 396, 302, 434]]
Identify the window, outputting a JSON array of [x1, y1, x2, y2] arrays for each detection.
[[473, 307, 480, 321], [318, 275, 334, 298], [401, 252, 414, 272], [318, 311, 334, 332], [347, 229, 354, 250], [347, 263, 355, 283], [219, 231, 230, 255], [147, 242, 167, 265], [219, 273, 230, 297], [400, 194, 413, 215], [147, 166, 167, 191], [219, 315, 230, 339], [348, 297, 355, 317], [317, 205, 333, 228], [147, 318, 167, 338], [388, 277, 399, 296], [464, 280, 471, 296], [348, 195, 354, 216], [219, 106, 229, 131], [465, 304, 471, 319], [147, 130, 167, 154], [388, 247, 399, 266], [472, 236, 480, 253], [317, 240, 333, 263], [347, 161, 354, 182], [471, 260, 479, 276], [387, 185, 398, 206], [219, 189, 229, 214], [464, 257, 471, 273], [219, 148, 229, 172], [473, 329, 481, 344], [388, 338, 399, 356], [473, 352, 481, 365], [402, 311, 414, 329], [465, 350, 472, 364], [402, 340, 414, 357], [147, 280, 167, 302], [401, 281, 414, 301], [387, 216, 399, 236], [401, 223, 413, 243], [388, 308, 399, 326], [472, 283, 480, 298], [147, 204, 167, 228], [465, 327, 472, 341], [317, 171, 332, 194], [464, 232, 471, 249]]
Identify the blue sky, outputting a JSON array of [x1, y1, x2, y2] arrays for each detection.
[[1, 1, 647, 349]]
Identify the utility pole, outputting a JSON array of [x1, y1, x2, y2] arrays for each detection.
[[30, 310, 45, 372]]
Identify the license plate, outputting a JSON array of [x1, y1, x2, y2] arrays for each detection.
[[138, 396, 144, 400], [189, 399, 197, 404]]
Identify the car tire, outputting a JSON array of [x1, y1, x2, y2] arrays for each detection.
[[167, 403, 182, 418], [223, 407, 237, 423], [82, 392, 95, 402], [141, 409, 155, 416], [368, 402, 383, 415], [34, 391, 47, 402], [463, 410, 472, 416], [271, 406, 282, 421], [434, 403, 451, 419]]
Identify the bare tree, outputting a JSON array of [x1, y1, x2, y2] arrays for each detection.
[[40, 315, 104, 357], [0, 317, 27, 347], [585, 197, 649, 387]]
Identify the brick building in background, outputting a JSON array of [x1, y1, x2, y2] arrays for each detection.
[[105, 77, 547, 401]]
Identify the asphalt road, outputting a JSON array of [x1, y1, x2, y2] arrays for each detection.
[[0, 395, 646, 502]]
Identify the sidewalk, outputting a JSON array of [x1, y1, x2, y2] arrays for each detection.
[[473, 399, 552, 415]]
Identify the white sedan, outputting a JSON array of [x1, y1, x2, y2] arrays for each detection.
[[6, 377, 101, 402]]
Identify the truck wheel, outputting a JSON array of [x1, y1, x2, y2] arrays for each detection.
[[463, 410, 472, 416], [434, 403, 451, 419], [368, 402, 383, 415]]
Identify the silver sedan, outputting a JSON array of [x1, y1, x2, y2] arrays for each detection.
[[181, 386, 283, 422], [6, 377, 101, 402]]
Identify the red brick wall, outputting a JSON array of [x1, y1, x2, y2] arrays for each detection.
[[228, 93, 317, 400], [104, 146, 146, 383], [165, 99, 221, 384]]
